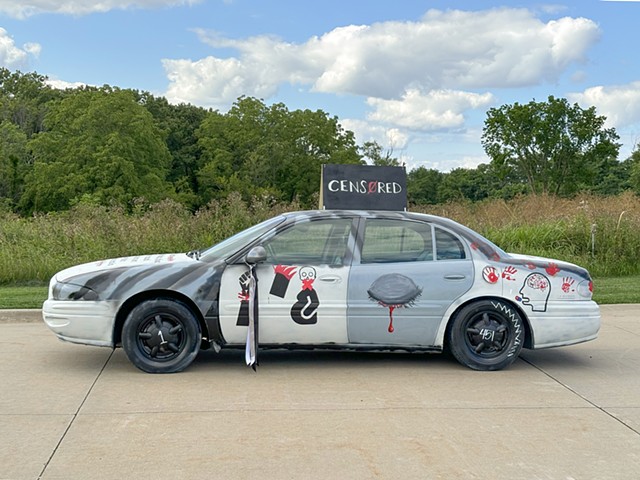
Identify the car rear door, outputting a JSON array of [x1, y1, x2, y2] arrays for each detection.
[[347, 217, 474, 347]]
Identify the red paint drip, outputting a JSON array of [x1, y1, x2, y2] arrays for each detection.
[[388, 306, 395, 333]]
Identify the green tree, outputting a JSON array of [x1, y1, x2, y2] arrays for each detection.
[[360, 141, 400, 166], [407, 166, 443, 204], [0, 68, 62, 137], [278, 107, 362, 203], [0, 121, 30, 210], [196, 97, 362, 206], [137, 92, 210, 209], [438, 167, 490, 203], [21, 88, 173, 213], [629, 145, 640, 195], [482, 96, 620, 196]]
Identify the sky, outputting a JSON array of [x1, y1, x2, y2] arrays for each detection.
[[1, 0, 639, 172]]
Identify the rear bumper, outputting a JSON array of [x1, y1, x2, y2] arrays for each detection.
[[42, 299, 117, 347], [528, 300, 600, 349]]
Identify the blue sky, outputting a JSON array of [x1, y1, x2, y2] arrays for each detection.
[[1, 0, 639, 172]]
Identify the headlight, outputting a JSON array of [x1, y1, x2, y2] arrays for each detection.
[[52, 282, 100, 301]]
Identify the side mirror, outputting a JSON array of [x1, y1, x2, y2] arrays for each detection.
[[245, 246, 267, 265]]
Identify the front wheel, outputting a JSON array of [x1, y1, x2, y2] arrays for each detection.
[[447, 299, 524, 371], [122, 299, 201, 373]]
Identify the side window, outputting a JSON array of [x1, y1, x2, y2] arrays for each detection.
[[361, 219, 433, 263], [262, 218, 352, 266], [435, 227, 466, 260]]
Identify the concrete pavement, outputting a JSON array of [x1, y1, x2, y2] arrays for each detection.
[[1, 305, 639, 479], [0, 309, 41, 323]]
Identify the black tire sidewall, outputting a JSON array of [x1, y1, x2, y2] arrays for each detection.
[[448, 299, 524, 371], [122, 298, 201, 373]]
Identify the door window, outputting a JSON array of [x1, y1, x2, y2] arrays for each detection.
[[435, 227, 466, 260], [361, 219, 433, 263], [262, 218, 353, 266]]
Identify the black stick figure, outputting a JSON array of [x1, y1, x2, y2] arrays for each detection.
[[290, 266, 319, 325]]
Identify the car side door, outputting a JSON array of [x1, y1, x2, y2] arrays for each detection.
[[347, 217, 474, 347], [219, 216, 357, 345]]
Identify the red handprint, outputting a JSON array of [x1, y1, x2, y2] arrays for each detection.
[[482, 266, 499, 284], [561, 277, 575, 293], [546, 262, 560, 276], [502, 266, 518, 281]]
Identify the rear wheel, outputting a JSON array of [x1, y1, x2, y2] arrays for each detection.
[[447, 299, 524, 371], [122, 298, 201, 373]]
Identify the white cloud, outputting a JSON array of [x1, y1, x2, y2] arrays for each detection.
[[366, 89, 495, 130], [163, 8, 599, 108], [0, 28, 40, 69], [45, 78, 86, 90], [0, 0, 201, 19], [340, 118, 409, 151], [407, 154, 490, 173], [568, 82, 640, 128], [538, 4, 569, 14]]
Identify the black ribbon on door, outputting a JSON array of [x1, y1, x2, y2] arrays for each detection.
[[244, 264, 259, 371]]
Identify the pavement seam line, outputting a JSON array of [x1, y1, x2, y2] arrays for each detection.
[[37, 348, 115, 480], [521, 356, 640, 437]]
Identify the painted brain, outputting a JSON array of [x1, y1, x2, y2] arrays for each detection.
[[526, 273, 549, 291]]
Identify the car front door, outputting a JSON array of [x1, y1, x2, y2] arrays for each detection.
[[347, 218, 474, 347], [219, 217, 356, 345]]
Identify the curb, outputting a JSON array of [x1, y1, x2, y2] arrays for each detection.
[[0, 309, 42, 323]]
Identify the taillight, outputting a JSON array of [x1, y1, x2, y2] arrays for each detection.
[[577, 280, 593, 299]]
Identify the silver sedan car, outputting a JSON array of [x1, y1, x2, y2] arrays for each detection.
[[43, 210, 600, 373]]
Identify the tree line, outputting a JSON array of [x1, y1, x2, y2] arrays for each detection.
[[1, 68, 638, 215]]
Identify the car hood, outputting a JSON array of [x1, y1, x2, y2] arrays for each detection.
[[54, 254, 193, 283]]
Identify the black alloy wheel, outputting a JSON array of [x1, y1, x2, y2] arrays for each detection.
[[447, 299, 524, 371], [122, 298, 201, 373]]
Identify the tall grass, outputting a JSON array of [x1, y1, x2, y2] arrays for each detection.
[[0, 193, 299, 285], [0, 192, 638, 284], [416, 192, 640, 277]]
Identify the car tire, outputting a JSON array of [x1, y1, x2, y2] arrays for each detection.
[[447, 299, 524, 371], [122, 298, 201, 373]]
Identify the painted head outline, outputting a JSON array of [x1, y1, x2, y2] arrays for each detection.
[[518, 272, 551, 312]]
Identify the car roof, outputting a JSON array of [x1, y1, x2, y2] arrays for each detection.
[[281, 209, 464, 229]]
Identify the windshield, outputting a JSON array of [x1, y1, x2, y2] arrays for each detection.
[[199, 216, 286, 261]]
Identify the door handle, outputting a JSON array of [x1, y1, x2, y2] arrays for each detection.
[[319, 275, 342, 284], [444, 274, 466, 280]]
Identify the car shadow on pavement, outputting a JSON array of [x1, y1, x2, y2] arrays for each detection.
[[520, 347, 597, 370], [194, 347, 461, 371]]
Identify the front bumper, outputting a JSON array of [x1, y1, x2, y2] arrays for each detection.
[[42, 299, 118, 347]]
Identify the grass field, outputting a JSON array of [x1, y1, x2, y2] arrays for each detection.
[[1, 193, 638, 308], [593, 276, 640, 304], [0, 285, 48, 309], [0, 276, 636, 310]]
